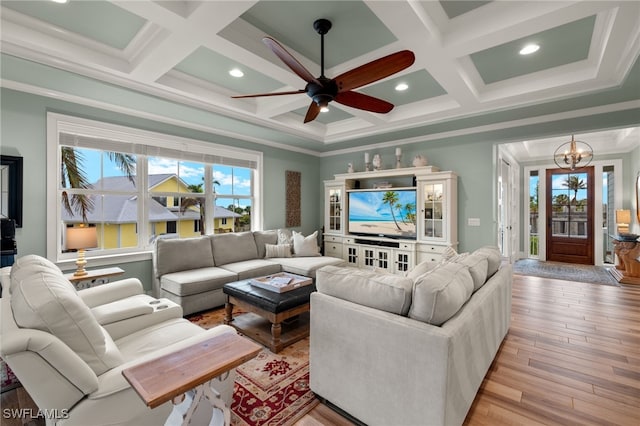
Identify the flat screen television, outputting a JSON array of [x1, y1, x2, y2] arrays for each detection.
[[348, 189, 417, 239]]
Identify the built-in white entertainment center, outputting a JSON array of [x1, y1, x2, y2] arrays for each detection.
[[324, 166, 458, 274]]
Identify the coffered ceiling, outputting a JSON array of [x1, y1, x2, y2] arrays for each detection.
[[1, 0, 639, 157]]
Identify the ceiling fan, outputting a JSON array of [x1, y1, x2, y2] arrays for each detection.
[[232, 19, 415, 123]]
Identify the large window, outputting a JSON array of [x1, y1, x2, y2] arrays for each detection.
[[47, 113, 262, 263]]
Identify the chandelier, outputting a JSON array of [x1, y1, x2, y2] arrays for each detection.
[[553, 135, 593, 170]]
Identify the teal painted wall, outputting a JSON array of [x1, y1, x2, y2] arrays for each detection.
[[0, 88, 320, 290], [321, 124, 639, 254], [321, 140, 497, 253]]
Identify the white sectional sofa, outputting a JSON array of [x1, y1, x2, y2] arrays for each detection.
[[0, 255, 238, 426], [310, 246, 512, 426], [152, 229, 345, 315]]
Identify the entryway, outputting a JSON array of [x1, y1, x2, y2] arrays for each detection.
[[545, 167, 594, 265]]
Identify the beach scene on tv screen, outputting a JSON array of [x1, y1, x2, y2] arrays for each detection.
[[349, 190, 416, 238]]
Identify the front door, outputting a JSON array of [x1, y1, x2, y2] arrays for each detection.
[[546, 167, 594, 264]]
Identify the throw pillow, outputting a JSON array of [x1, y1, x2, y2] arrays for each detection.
[[405, 259, 440, 280], [265, 243, 292, 258], [277, 228, 293, 245], [292, 230, 321, 257], [440, 246, 468, 264]]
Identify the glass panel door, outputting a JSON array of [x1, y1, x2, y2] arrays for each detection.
[[423, 183, 444, 239]]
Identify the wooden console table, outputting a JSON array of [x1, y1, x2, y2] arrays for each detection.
[[64, 267, 124, 289], [610, 236, 640, 285], [123, 332, 261, 426]]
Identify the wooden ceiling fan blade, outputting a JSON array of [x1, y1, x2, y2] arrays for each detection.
[[263, 37, 320, 84], [232, 90, 305, 99], [304, 102, 321, 123], [335, 50, 415, 93], [335, 91, 394, 113]]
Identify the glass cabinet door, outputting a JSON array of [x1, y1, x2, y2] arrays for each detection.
[[328, 188, 342, 232], [422, 183, 445, 239]]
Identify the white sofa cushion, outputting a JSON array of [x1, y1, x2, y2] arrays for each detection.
[[218, 259, 282, 280], [211, 231, 259, 265], [275, 256, 345, 279], [292, 231, 321, 256], [155, 236, 215, 277], [11, 269, 123, 375], [409, 262, 474, 326], [473, 246, 501, 277], [161, 266, 237, 296], [254, 230, 278, 258], [405, 259, 440, 280], [317, 265, 413, 315], [456, 253, 489, 291]]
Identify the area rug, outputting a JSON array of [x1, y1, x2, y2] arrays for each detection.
[[513, 259, 619, 286], [188, 310, 318, 426], [1, 359, 20, 393]]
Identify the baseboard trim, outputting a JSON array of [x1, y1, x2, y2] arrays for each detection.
[[314, 393, 368, 426]]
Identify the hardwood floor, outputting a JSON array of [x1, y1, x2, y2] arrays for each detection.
[[300, 273, 640, 425], [3, 274, 639, 425], [462, 274, 640, 426]]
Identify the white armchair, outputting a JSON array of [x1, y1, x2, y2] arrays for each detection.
[[0, 255, 237, 426]]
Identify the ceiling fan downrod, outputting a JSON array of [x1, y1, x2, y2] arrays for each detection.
[[313, 18, 332, 78]]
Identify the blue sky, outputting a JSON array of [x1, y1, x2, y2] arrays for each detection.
[[76, 147, 251, 204], [529, 172, 608, 203]]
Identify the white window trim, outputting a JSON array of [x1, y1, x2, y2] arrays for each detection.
[[47, 112, 263, 267]]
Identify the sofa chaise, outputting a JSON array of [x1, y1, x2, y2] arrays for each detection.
[[0, 255, 239, 426], [152, 229, 345, 315], [310, 246, 512, 426]]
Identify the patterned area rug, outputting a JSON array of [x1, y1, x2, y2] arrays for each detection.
[[188, 310, 318, 426], [513, 259, 619, 286], [1, 359, 20, 393]]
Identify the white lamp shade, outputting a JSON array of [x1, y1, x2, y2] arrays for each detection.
[[66, 226, 98, 250], [615, 209, 631, 224]]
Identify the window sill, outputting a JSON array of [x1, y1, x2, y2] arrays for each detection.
[[56, 250, 152, 272]]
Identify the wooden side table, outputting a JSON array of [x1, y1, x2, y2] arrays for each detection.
[[610, 237, 640, 285], [122, 332, 261, 426], [64, 267, 124, 289]]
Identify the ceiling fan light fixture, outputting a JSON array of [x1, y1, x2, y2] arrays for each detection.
[[320, 106, 330, 113], [229, 68, 244, 78], [519, 44, 540, 55], [395, 83, 409, 91]]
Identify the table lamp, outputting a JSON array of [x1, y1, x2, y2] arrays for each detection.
[[66, 225, 98, 277], [615, 209, 631, 235]]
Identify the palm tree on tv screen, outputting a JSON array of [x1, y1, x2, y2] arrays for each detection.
[[382, 191, 402, 231]]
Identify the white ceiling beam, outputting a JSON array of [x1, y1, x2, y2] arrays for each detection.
[[365, 1, 479, 107], [120, 1, 258, 81]]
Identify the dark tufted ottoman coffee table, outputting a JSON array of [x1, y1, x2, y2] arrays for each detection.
[[223, 279, 315, 353]]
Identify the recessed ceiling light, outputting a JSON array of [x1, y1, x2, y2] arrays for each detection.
[[395, 83, 409, 91], [50, 0, 68, 3], [519, 44, 540, 55], [229, 68, 244, 78]]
